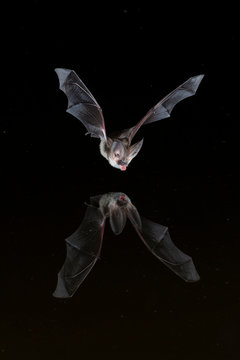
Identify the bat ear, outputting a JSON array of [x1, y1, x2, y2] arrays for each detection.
[[128, 139, 144, 163], [109, 205, 127, 235], [126, 205, 142, 230]]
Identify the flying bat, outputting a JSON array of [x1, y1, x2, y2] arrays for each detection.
[[53, 192, 200, 298], [55, 68, 204, 171]]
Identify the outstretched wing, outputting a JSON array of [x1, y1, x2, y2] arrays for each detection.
[[130, 216, 200, 282], [53, 205, 105, 298], [55, 68, 107, 140], [123, 74, 204, 142]]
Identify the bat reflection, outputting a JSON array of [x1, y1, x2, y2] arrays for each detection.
[[53, 193, 200, 298], [55, 68, 204, 171]]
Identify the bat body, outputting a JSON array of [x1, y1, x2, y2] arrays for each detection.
[[55, 68, 204, 171], [53, 192, 200, 298]]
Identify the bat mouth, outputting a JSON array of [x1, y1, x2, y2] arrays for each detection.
[[120, 166, 126, 171], [117, 194, 128, 206]]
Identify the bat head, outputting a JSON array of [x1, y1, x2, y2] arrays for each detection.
[[108, 140, 129, 171], [108, 193, 142, 234], [102, 192, 140, 235], [108, 139, 144, 171]]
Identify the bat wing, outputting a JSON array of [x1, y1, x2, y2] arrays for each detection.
[[121, 74, 204, 142], [55, 68, 107, 140], [130, 216, 200, 282], [53, 205, 105, 298]]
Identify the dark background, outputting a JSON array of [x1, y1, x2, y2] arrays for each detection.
[[1, 2, 239, 359]]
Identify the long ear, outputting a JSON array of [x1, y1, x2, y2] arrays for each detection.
[[126, 204, 142, 230], [109, 204, 127, 235], [128, 139, 144, 163]]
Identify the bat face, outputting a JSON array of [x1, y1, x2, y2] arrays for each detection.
[[99, 192, 131, 216], [106, 139, 144, 171], [108, 140, 128, 171], [99, 139, 128, 171], [99, 192, 141, 234]]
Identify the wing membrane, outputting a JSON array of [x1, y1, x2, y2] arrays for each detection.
[[55, 68, 106, 140]]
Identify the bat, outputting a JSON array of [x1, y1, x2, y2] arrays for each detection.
[[53, 192, 200, 298], [55, 68, 204, 171]]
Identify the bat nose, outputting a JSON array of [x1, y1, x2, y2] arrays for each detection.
[[118, 160, 127, 166]]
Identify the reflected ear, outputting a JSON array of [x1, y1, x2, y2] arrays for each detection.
[[126, 205, 142, 231], [128, 139, 144, 163], [109, 205, 127, 235]]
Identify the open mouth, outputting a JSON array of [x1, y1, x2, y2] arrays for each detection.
[[120, 166, 126, 171]]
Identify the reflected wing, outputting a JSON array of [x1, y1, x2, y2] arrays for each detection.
[[130, 216, 200, 282], [53, 206, 105, 298], [55, 68, 107, 140], [122, 74, 204, 142]]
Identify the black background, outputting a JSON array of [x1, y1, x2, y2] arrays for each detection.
[[1, 2, 239, 359]]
